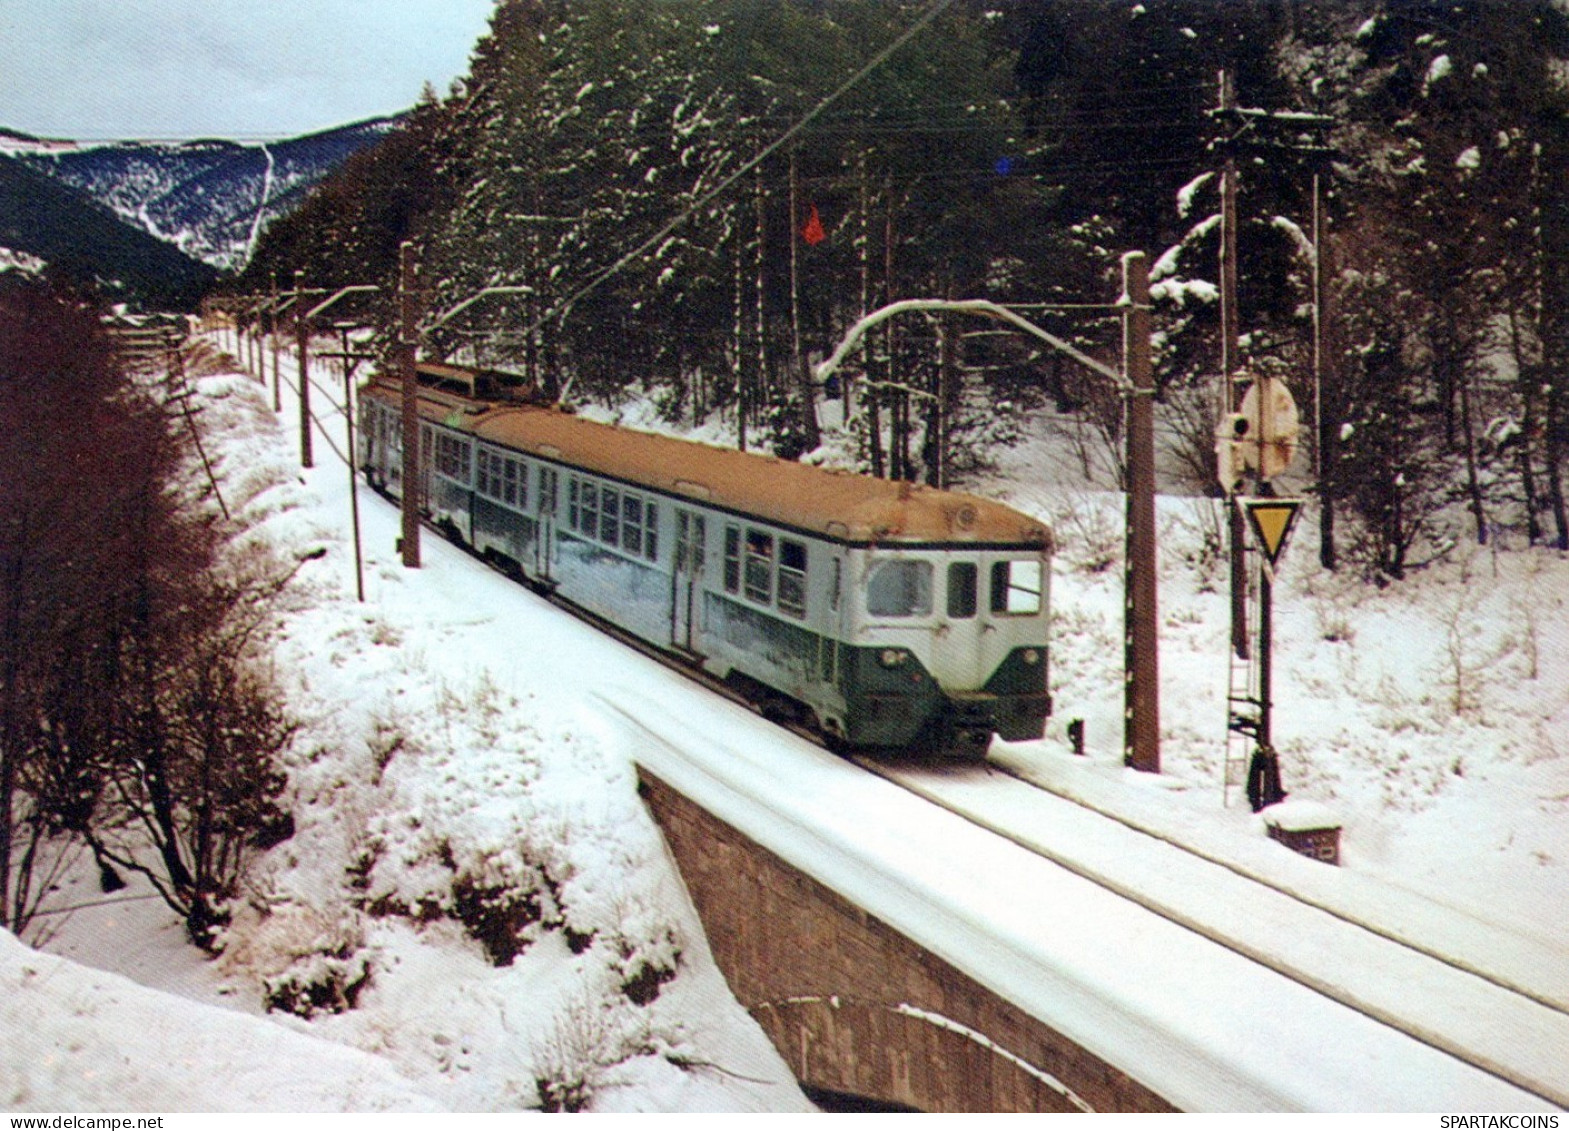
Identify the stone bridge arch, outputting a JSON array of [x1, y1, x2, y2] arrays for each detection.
[[753, 995, 1091, 1113]]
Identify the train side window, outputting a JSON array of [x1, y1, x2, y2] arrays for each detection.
[[581, 482, 599, 537], [830, 558, 842, 612], [867, 560, 933, 618], [539, 467, 558, 517], [601, 487, 621, 545], [645, 504, 659, 561], [622, 495, 643, 557], [778, 539, 807, 619], [435, 433, 470, 481], [948, 562, 978, 619], [567, 477, 579, 527], [504, 457, 523, 508], [724, 526, 741, 593], [990, 559, 1043, 615], [677, 512, 704, 573], [745, 529, 774, 604]]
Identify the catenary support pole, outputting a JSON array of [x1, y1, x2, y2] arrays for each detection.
[[1123, 252, 1160, 774], [345, 360, 365, 601], [399, 241, 422, 569], [295, 270, 312, 470], [270, 274, 282, 413]]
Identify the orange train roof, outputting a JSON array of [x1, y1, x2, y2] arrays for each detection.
[[370, 381, 1052, 548]]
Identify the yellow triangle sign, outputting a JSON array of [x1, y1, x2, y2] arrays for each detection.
[[1240, 498, 1302, 569]]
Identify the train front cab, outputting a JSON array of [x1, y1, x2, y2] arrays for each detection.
[[839, 545, 1051, 756]]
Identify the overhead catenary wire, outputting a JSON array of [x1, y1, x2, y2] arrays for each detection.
[[523, 0, 958, 338]]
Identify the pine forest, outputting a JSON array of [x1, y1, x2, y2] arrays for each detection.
[[234, 0, 1569, 582]]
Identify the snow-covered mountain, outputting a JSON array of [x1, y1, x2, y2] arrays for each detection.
[[0, 149, 218, 308], [2, 117, 398, 272]]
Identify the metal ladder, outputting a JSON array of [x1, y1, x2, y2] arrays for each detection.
[[1223, 543, 1260, 807]]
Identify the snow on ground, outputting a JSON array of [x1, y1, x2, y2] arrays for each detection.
[[10, 336, 1568, 1112], [0, 929, 438, 1112], [975, 423, 1569, 948], [11, 347, 809, 1114]]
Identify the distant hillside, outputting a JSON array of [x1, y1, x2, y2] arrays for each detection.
[[3, 117, 398, 272], [0, 151, 217, 309]]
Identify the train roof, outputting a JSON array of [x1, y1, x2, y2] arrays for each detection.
[[368, 379, 1052, 549]]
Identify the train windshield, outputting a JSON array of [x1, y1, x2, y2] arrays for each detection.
[[866, 560, 933, 617], [991, 559, 1043, 615]]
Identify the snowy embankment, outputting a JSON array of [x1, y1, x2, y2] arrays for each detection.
[[11, 346, 808, 1113], [11, 334, 1568, 1112]]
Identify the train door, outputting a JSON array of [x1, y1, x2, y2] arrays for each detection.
[[536, 466, 559, 582], [930, 559, 988, 690], [671, 508, 705, 656]]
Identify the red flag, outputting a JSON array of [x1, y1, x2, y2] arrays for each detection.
[[801, 204, 826, 246]]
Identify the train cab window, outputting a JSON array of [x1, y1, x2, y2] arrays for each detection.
[[947, 562, 978, 619], [867, 560, 933, 618], [778, 540, 808, 619], [744, 529, 774, 604], [991, 559, 1043, 615]]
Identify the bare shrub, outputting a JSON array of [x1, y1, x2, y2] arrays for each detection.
[[1047, 494, 1123, 574], [1, 276, 300, 950], [264, 949, 373, 1018]]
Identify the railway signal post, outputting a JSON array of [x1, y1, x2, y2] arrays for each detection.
[[1217, 373, 1305, 809]]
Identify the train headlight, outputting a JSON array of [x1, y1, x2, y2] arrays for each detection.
[[1022, 649, 1041, 666], [879, 648, 908, 668]]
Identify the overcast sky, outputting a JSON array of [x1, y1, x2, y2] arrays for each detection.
[[0, 0, 499, 141]]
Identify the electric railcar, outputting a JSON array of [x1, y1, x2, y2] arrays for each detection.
[[358, 367, 1054, 756]]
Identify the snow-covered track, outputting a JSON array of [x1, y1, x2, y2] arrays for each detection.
[[857, 757, 1569, 1110], [602, 690, 1555, 1111], [983, 751, 1569, 1017]]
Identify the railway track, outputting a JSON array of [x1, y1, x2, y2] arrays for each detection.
[[979, 751, 1569, 1016], [850, 754, 1569, 1110]]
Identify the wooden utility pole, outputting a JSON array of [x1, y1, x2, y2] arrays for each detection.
[[295, 270, 313, 470], [399, 241, 422, 569], [1123, 252, 1160, 774]]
